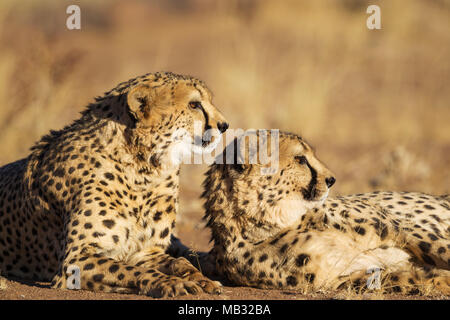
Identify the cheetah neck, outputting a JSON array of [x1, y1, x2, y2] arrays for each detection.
[[29, 105, 183, 194], [90, 114, 185, 181]]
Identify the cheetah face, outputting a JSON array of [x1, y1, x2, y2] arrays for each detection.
[[222, 131, 335, 228], [126, 75, 228, 164], [279, 135, 335, 204], [271, 134, 335, 227]]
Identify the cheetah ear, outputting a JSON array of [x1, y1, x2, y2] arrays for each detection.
[[127, 84, 152, 120]]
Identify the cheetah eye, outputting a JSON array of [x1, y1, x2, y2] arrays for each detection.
[[189, 101, 202, 109], [295, 155, 307, 165]]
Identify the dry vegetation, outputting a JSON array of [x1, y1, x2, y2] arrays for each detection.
[[0, 0, 449, 298]]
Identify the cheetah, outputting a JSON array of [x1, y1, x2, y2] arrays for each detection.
[[0, 72, 229, 297], [199, 130, 450, 295]]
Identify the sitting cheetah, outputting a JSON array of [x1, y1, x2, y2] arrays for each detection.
[[0, 72, 228, 297], [199, 130, 449, 295]]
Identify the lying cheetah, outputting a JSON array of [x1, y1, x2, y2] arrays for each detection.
[[0, 72, 228, 297], [199, 130, 449, 295]]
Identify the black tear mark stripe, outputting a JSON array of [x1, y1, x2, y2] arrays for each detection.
[[193, 88, 210, 131], [302, 159, 317, 200], [198, 103, 210, 131]]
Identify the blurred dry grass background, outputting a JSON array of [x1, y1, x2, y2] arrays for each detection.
[[0, 0, 449, 250]]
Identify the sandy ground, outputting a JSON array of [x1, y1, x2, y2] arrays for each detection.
[[1, 276, 448, 301], [0, 277, 321, 300]]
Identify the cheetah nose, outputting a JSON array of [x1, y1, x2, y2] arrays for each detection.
[[217, 122, 229, 133], [326, 177, 336, 188]]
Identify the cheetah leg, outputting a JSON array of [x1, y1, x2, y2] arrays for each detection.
[[128, 246, 222, 295], [52, 254, 212, 298]]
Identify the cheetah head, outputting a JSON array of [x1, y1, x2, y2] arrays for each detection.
[[203, 131, 335, 237], [114, 72, 228, 167]]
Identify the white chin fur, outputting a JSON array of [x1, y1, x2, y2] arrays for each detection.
[[191, 134, 222, 154], [167, 135, 223, 166], [167, 140, 192, 166], [269, 191, 329, 228]]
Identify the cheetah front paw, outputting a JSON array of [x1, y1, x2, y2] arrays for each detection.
[[138, 275, 204, 298], [168, 257, 222, 294]]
